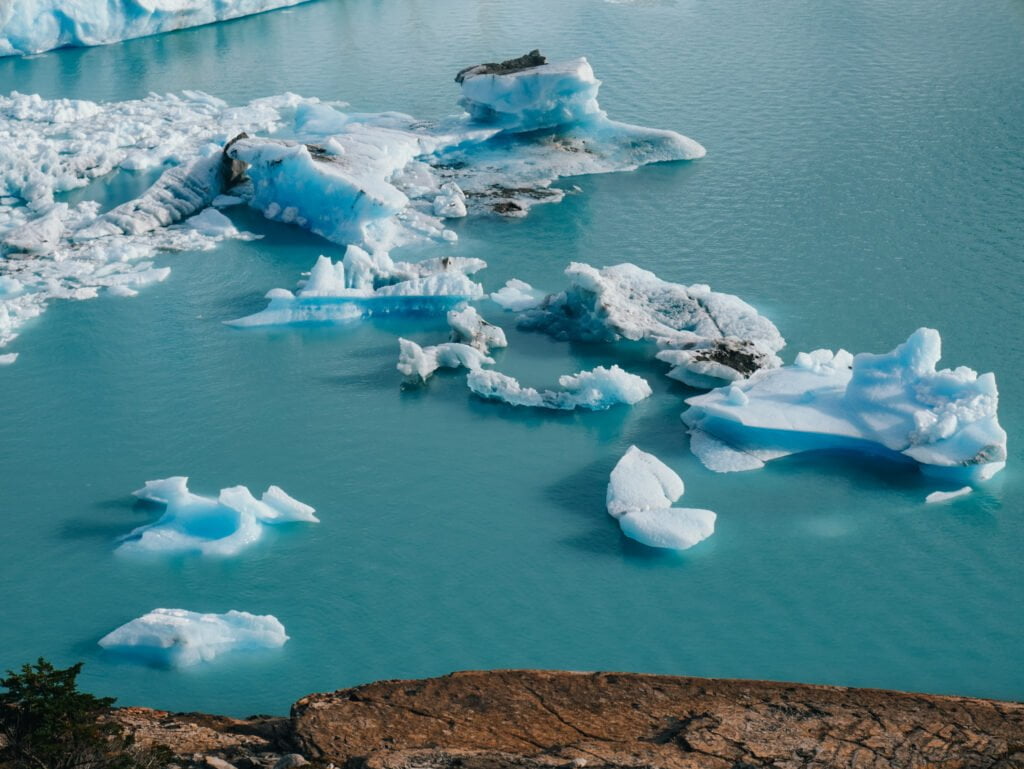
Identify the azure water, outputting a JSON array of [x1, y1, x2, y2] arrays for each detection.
[[0, 0, 1022, 716]]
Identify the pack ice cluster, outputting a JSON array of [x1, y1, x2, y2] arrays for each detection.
[[1, 51, 704, 358], [684, 328, 1007, 482], [118, 476, 318, 557], [98, 608, 288, 668], [0, 0, 315, 57], [606, 446, 716, 550]]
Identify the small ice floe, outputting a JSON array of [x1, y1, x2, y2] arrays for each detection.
[[98, 608, 288, 668], [516, 262, 784, 387], [447, 306, 507, 352], [606, 446, 715, 550], [684, 329, 1007, 482], [467, 364, 651, 411], [490, 279, 547, 312], [398, 339, 493, 384], [925, 487, 973, 504], [0, 352, 18, 365], [117, 477, 317, 557]]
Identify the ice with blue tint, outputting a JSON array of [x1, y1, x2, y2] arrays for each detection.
[[491, 279, 547, 312], [0, 0, 315, 57], [447, 306, 507, 352], [467, 364, 651, 411], [606, 446, 716, 551], [98, 608, 288, 668], [117, 476, 318, 557], [228, 248, 487, 327], [684, 329, 1007, 482], [517, 262, 784, 386]]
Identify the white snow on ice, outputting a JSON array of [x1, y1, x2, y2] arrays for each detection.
[[467, 364, 651, 411]]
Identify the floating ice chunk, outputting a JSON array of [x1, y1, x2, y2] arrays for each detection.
[[491, 279, 546, 311], [684, 329, 1007, 482], [467, 364, 651, 411], [433, 182, 467, 218], [0, 352, 17, 365], [186, 208, 243, 237], [212, 194, 245, 208], [606, 446, 685, 518], [447, 306, 507, 352], [925, 487, 973, 504], [605, 446, 714, 550], [119, 476, 317, 557], [397, 338, 493, 384], [0, 0, 316, 57], [98, 608, 288, 668], [619, 508, 717, 551], [518, 263, 783, 386], [228, 249, 487, 327]]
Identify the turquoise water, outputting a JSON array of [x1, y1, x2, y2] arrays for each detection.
[[1, 0, 1022, 715]]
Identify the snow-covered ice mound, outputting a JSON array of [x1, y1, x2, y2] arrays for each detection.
[[98, 608, 288, 668], [398, 339, 494, 384], [118, 477, 318, 557], [606, 446, 715, 550], [516, 263, 784, 387], [491, 279, 547, 312], [684, 328, 1007, 482], [447, 306, 507, 352], [0, 0, 315, 57], [467, 364, 651, 411], [228, 248, 487, 327]]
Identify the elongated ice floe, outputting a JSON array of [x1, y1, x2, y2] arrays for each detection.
[[0, 0, 316, 57], [606, 446, 715, 550], [467, 365, 651, 411], [925, 487, 973, 504], [98, 608, 288, 668], [228, 248, 487, 327], [684, 329, 1007, 482], [398, 339, 493, 384], [118, 477, 317, 557], [517, 263, 784, 387]]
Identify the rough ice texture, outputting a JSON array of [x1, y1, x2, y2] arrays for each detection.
[[118, 476, 317, 557], [98, 608, 287, 668], [518, 263, 784, 387], [0, 0, 315, 57], [684, 329, 1007, 482], [467, 365, 651, 411], [447, 306, 507, 352], [925, 487, 973, 504], [0, 90, 284, 352], [228, 248, 487, 327], [491, 279, 546, 311], [397, 339, 493, 384], [606, 446, 715, 551]]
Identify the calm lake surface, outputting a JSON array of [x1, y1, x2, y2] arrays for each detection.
[[1, 0, 1022, 715]]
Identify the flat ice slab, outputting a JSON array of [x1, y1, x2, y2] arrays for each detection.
[[98, 608, 288, 668], [925, 487, 973, 504], [684, 328, 1007, 482]]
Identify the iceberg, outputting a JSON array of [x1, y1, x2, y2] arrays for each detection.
[[683, 329, 1007, 482], [118, 476, 318, 557], [397, 339, 493, 384], [467, 364, 651, 411], [98, 608, 288, 668], [447, 306, 507, 352], [517, 263, 785, 387], [228, 248, 487, 327], [0, 0, 316, 57], [606, 446, 716, 550]]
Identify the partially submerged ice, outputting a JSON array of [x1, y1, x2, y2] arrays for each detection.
[[517, 263, 784, 387], [684, 329, 1007, 482], [398, 339, 493, 384], [228, 248, 487, 326], [98, 608, 288, 668], [118, 476, 318, 557], [447, 306, 507, 352], [606, 446, 715, 550], [467, 364, 651, 411], [0, 0, 315, 57]]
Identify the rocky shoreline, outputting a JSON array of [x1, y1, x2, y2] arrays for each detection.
[[113, 670, 1024, 768]]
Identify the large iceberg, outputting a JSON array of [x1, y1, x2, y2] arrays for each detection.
[[683, 328, 1007, 482], [606, 446, 716, 550], [0, 0, 315, 57], [516, 263, 785, 387], [228, 248, 487, 326], [467, 364, 651, 411], [98, 608, 288, 668], [118, 477, 318, 557]]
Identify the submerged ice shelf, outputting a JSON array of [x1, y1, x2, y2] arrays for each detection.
[[606, 446, 716, 550], [98, 609, 288, 668], [0, 0, 316, 57], [684, 329, 1007, 482], [118, 477, 318, 557]]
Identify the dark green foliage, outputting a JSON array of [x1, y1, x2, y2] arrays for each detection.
[[0, 659, 171, 769]]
